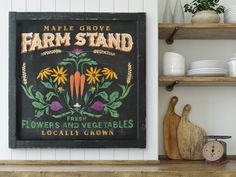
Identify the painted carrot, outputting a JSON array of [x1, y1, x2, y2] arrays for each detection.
[[74, 71, 81, 101], [70, 74, 74, 98], [80, 74, 85, 96]]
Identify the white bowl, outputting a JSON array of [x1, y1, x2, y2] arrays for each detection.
[[163, 52, 185, 76], [228, 59, 236, 77]]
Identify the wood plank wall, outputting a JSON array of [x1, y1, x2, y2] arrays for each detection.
[[0, 0, 158, 160]]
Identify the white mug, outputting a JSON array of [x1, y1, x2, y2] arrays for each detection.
[[163, 52, 185, 76]]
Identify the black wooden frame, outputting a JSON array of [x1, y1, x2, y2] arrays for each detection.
[[9, 12, 146, 148]]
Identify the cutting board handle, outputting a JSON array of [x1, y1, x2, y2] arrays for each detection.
[[182, 104, 191, 121], [167, 96, 178, 112]]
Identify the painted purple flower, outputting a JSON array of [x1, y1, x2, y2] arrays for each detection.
[[90, 101, 104, 112], [50, 101, 63, 111], [72, 48, 83, 55]]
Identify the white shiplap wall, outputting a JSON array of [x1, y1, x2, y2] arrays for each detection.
[[0, 0, 158, 160]]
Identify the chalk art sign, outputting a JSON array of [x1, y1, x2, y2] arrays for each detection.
[[9, 12, 146, 148]]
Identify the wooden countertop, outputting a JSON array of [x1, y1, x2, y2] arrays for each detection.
[[0, 160, 236, 176]]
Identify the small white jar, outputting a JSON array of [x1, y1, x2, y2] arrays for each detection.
[[163, 52, 185, 76]]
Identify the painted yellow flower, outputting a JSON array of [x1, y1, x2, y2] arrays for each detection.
[[85, 67, 102, 84], [37, 67, 53, 80], [58, 86, 63, 92], [51, 66, 68, 85], [89, 86, 96, 92], [102, 67, 118, 80], [91, 86, 96, 91]]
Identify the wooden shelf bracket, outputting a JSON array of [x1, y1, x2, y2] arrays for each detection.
[[166, 27, 179, 45], [166, 80, 179, 91]]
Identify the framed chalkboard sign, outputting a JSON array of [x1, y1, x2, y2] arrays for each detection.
[[9, 12, 146, 148]]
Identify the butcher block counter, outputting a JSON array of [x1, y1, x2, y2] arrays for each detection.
[[0, 160, 236, 177]]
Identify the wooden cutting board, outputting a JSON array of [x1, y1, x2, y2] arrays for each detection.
[[163, 96, 182, 160], [177, 104, 207, 160]]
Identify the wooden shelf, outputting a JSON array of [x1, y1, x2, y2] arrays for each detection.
[[159, 76, 236, 87], [159, 23, 236, 40], [1, 160, 236, 177]]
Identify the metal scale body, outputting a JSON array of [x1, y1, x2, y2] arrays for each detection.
[[203, 136, 231, 164]]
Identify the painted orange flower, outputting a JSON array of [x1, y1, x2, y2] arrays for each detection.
[[102, 67, 118, 80], [85, 67, 102, 84], [37, 67, 53, 80], [51, 66, 68, 85]]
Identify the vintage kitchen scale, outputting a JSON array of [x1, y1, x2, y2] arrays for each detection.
[[203, 136, 232, 164]]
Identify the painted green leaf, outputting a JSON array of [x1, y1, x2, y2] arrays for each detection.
[[32, 101, 46, 109], [79, 58, 97, 66], [101, 77, 105, 83], [98, 91, 109, 102], [69, 52, 78, 58], [58, 61, 72, 66], [100, 81, 112, 89], [45, 92, 56, 101], [40, 81, 53, 89], [27, 85, 34, 98], [35, 109, 44, 118], [21, 85, 34, 99], [104, 106, 109, 114], [120, 84, 133, 99], [84, 92, 89, 104], [109, 101, 122, 109], [109, 109, 119, 118], [35, 91, 44, 102], [79, 58, 91, 62], [45, 107, 49, 115], [79, 53, 87, 58], [66, 92, 70, 104], [86, 61, 97, 66], [119, 85, 126, 95], [110, 91, 119, 102]]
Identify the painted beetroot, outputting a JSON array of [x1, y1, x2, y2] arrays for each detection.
[[90, 101, 104, 111], [50, 101, 63, 111], [72, 48, 83, 55]]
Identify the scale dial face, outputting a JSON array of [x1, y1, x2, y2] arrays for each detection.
[[203, 140, 224, 162]]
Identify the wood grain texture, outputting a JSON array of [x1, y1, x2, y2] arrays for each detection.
[[159, 23, 236, 40], [163, 96, 181, 160], [159, 76, 236, 87], [177, 105, 207, 160], [3, 160, 236, 177]]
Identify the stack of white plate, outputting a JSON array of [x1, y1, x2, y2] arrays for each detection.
[[187, 60, 227, 76], [225, 6, 236, 23]]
